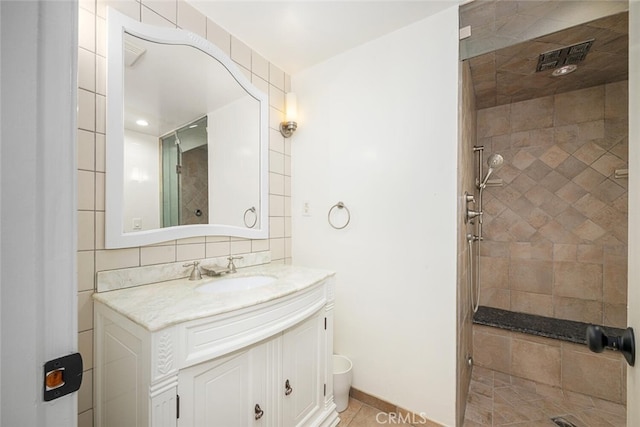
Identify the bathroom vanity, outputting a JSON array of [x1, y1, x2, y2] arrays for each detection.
[[93, 263, 338, 427]]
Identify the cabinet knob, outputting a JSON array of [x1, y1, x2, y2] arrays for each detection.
[[254, 404, 264, 420], [285, 379, 293, 396]]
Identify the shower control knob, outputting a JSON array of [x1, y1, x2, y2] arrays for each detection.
[[465, 209, 482, 224], [586, 325, 635, 367]]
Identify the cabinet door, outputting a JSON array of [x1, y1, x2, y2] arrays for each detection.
[[281, 311, 324, 427], [178, 345, 267, 427]]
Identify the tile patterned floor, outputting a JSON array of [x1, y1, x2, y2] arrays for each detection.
[[463, 367, 627, 427], [337, 398, 416, 426], [336, 366, 626, 427]]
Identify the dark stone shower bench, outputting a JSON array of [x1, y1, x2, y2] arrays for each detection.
[[473, 306, 626, 348]]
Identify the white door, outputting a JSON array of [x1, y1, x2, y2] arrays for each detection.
[[0, 1, 78, 426], [627, 0, 640, 424], [178, 346, 267, 426], [281, 311, 323, 427]]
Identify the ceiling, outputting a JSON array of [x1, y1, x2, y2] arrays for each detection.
[[468, 11, 628, 109], [187, 1, 461, 75]]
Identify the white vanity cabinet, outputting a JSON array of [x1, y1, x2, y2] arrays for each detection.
[[93, 268, 338, 427], [178, 312, 324, 426]]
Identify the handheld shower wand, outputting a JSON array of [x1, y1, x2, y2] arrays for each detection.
[[479, 153, 504, 189]]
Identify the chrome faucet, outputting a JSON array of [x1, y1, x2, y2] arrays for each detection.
[[227, 256, 243, 273], [183, 261, 202, 280]]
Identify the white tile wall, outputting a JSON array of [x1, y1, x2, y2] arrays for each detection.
[[77, 1, 292, 423]]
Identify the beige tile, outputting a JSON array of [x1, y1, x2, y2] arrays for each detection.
[[477, 105, 510, 137], [78, 290, 94, 332], [510, 338, 561, 386], [78, 251, 95, 292], [473, 327, 511, 373], [573, 141, 607, 166], [78, 48, 95, 92], [78, 170, 95, 211], [269, 63, 285, 91], [177, 0, 205, 37], [95, 172, 105, 211], [95, 94, 106, 134], [95, 212, 105, 250], [591, 152, 626, 177], [95, 248, 139, 271], [509, 259, 552, 294], [95, 17, 106, 57], [206, 19, 230, 55], [251, 239, 270, 253], [252, 51, 269, 81], [270, 150, 285, 175], [603, 303, 627, 328], [79, 330, 94, 371], [96, 51, 106, 95], [78, 89, 95, 132], [141, 245, 176, 266], [539, 145, 570, 169], [510, 291, 553, 317], [231, 36, 251, 70], [95, 133, 106, 172], [269, 172, 285, 196], [553, 262, 602, 300], [479, 256, 508, 289], [270, 106, 283, 130], [230, 239, 252, 255], [78, 211, 95, 251], [141, 5, 175, 28], [605, 80, 628, 120], [77, 129, 95, 171], [337, 398, 362, 425], [78, 8, 95, 53], [553, 244, 576, 262], [78, 410, 93, 427], [510, 96, 553, 132], [205, 241, 231, 258], [269, 217, 285, 239], [576, 245, 603, 264], [270, 195, 285, 217], [176, 243, 205, 261], [142, 0, 176, 23], [270, 128, 285, 154], [99, 0, 140, 20], [554, 86, 604, 125], [270, 238, 285, 260], [562, 344, 624, 402], [553, 297, 602, 324], [269, 84, 285, 111], [78, 369, 93, 413]]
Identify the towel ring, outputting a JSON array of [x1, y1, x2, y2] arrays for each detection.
[[243, 206, 257, 228], [328, 202, 350, 229]]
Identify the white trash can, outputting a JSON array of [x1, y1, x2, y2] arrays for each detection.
[[333, 355, 352, 413]]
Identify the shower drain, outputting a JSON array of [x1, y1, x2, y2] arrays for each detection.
[[551, 417, 578, 427]]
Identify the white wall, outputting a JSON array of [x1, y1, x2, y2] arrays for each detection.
[[123, 129, 160, 231], [292, 6, 459, 425]]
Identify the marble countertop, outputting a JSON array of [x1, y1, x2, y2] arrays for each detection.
[[93, 264, 334, 332]]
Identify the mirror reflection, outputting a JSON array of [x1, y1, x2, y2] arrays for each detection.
[[106, 15, 268, 248]]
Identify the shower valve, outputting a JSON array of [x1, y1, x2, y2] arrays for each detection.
[[465, 209, 482, 224]]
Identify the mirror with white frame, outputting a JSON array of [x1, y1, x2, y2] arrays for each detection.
[[105, 9, 269, 248]]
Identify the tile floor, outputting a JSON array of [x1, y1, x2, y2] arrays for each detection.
[[463, 367, 626, 427], [336, 366, 627, 427], [337, 398, 415, 426]]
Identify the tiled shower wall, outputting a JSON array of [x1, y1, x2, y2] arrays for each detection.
[[77, 1, 292, 424], [456, 60, 476, 426], [181, 146, 209, 225], [477, 81, 628, 328]]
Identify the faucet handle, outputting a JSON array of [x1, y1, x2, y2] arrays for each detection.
[[227, 256, 243, 272], [183, 261, 202, 280]]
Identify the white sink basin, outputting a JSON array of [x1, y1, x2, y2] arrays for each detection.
[[196, 275, 277, 294]]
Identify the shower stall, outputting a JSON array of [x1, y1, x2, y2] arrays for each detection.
[[457, 2, 630, 426]]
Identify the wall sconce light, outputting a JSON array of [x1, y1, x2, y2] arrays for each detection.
[[280, 92, 298, 138]]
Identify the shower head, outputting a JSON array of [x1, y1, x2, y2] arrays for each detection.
[[487, 153, 504, 170], [480, 153, 504, 188]]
